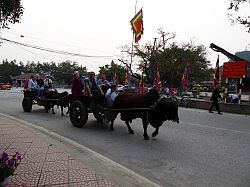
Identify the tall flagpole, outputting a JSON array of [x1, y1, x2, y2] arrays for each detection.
[[130, 0, 138, 70]]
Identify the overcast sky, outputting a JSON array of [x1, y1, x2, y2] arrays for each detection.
[[0, 0, 250, 73]]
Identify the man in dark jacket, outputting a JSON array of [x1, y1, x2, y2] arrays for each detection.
[[209, 87, 222, 114]]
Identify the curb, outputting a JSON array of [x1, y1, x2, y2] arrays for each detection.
[[0, 113, 161, 187]]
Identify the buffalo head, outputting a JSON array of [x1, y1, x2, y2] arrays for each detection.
[[153, 96, 179, 123]]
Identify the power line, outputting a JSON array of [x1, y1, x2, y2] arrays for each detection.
[[1, 37, 114, 58], [2, 30, 115, 54]]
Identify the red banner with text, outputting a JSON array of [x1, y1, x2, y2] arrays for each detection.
[[222, 61, 248, 78]]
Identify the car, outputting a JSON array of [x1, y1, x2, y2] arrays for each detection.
[[0, 83, 12, 90]]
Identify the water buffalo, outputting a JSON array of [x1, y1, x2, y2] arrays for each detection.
[[109, 89, 179, 140], [45, 91, 69, 116]]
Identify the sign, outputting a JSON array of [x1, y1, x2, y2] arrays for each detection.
[[222, 61, 248, 78]]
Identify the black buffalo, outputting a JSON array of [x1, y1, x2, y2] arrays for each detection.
[[109, 89, 179, 140], [45, 91, 70, 116]]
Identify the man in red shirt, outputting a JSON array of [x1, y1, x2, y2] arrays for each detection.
[[71, 71, 84, 96]]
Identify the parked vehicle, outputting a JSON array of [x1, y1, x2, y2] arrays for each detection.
[[0, 83, 12, 90]]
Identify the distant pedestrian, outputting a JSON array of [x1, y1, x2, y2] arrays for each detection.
[[209, 86, 222, 114]]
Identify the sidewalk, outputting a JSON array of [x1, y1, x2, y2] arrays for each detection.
[[0, 115, 115, 187]]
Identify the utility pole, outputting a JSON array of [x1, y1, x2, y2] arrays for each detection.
[[0, 24, 2, 46], [153, 38, 157, 51], [161, 32, 166, 50]]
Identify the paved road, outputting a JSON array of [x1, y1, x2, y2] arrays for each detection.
[[1, 89, 250, 187]]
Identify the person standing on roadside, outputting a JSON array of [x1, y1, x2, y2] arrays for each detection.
[[209, 85, 222, 114]]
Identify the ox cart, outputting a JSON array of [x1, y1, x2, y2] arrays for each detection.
[[68, 94, 153, 128], [22, 89, 179, 140], [21, 90, 108, 124], [69, 98, 152, 127], [68, 95, 106, 127], [22, 90, 69, 113], [69, 90, 179, 140]]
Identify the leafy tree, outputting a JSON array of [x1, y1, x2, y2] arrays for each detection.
[[0, 59, 21, 83], [0, 0, 24, 28], [127, 29, 212, 88], [53, 60, 87, 85], [98, 60, 126, 83], [228, 0, 250, 32], [0, 59, 87, 85], [136, 42, 211, 87]]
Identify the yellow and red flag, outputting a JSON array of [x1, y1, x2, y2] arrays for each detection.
[[213, 55, 219, 88], [130, 8, 144, 43]]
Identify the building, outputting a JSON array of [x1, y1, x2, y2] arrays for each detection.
[[11, 73, 45, 87]]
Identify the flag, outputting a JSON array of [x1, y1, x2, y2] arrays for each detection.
[[153, 66, 161, 90], [213, 55, 219, 88], [123, 67, 129, 86], [181, 63, 190, 89], [139, 72, 144, 88], [130, 8, 144, 43], [112, 71, 117, 84], [138, 72, 147, 93]]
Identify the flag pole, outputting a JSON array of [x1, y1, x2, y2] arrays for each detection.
[[130, 0, 138, 70], [129, 0, 138, 88]]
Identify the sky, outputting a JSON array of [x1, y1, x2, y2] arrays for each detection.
[[0, 0, 250, 73]]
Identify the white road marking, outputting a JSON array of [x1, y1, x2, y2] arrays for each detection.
[[183, 121, 250, 135]]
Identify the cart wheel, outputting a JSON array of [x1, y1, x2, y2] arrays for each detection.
[[93, 111, 103, 123], [69, 100, 88, 127], [22, 97, 33, 112]]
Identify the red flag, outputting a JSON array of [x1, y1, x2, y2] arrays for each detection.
[[153, 66, 161, 90], [112, 71, 117, 84], [130, 9, 144, 43], [139, 72, 144, 88], [123, 67, 129, 86], [213, 55, 219, 88], [181, 63, 190, 89], [138, 72, 147, 93]]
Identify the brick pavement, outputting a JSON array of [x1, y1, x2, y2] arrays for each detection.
[[0, 115, 115, 187]]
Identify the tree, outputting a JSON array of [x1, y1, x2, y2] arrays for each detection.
[[98, 60, 126, 83], [0, 59, 87, 85], [53, 60, 87, 85], [0, 59, 21, 83], [0, 0, 24, 28], [129, 30, 212, 88], [228, 0, 250, 32]]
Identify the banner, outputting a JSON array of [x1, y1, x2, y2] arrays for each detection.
[[130, 8, 144, 43], [112, 72, 117, 84], [222, 61, 248, 78], [181, 63, 190, 89], [123, 67, 129, 86], [153, 66, 161, 90], [138, 72, 147, 93]]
